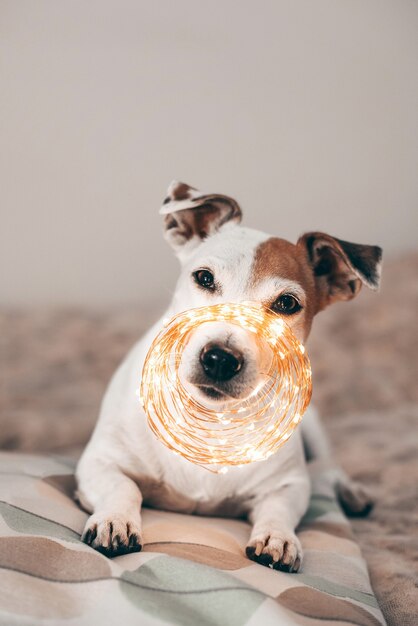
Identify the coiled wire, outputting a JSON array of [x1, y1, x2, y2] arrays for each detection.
[[140, 303, 312, 473]]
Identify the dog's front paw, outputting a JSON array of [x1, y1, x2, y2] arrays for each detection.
[[337, 479, 374, 517], [82, 513, 142, 557], [246, 529, 302, 572]]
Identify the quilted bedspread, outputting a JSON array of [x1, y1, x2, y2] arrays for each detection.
[[0, 452, 386, 626]]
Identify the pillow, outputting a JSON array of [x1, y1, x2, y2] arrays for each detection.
[[0, 452, 386, 625]]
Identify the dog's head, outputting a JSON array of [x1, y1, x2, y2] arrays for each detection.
[[160, 181, 382, 403]]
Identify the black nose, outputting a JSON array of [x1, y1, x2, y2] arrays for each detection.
[[200, 345, 243, 382]]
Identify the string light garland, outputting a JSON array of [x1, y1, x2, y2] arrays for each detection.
[[140, 303, 312, 473]]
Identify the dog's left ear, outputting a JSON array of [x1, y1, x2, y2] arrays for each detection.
[[159, 181, 242, 259], [297, 232, 382, 311]]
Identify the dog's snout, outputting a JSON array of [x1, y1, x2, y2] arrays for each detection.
[[200, 344, 243, 382]]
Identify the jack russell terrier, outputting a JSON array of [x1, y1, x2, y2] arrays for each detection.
[[76, 181, 382, 572]]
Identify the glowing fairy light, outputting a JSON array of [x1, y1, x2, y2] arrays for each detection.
[[140, 303, 312, 473]]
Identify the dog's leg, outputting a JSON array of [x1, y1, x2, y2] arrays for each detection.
[[302, 407, 374, 516], [246, 476, 310, 573], [76, 453, 143, 557]]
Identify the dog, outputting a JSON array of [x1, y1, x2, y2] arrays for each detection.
[[76, 181, 382, 571]]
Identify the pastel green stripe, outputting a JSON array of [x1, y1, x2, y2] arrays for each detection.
[[296, 573, 379, 608], [0, 502, 79, 543], [121, 555, 265, 626]]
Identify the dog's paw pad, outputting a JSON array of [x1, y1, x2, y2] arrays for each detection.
[[82, 514, 142, 557], [246, 530, 302, 573], [337, 480, 374, 517]]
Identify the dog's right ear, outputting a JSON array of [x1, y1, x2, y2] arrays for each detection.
[[159, 181, 242, 259]]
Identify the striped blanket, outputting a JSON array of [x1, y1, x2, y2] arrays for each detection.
[[0, 452, 386, 625]]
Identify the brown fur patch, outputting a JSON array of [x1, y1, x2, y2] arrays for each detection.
[[171, 182, 194, 201], [251, 237, 317, 340], [252, 234, 381, 330], [164, 198, 241, 248]]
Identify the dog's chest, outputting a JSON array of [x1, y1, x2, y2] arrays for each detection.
[[137, 472, 250, 517], [131, 428, 300, 515]]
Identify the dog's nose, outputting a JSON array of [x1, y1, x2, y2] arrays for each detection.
[[200, 345, 243, 382]]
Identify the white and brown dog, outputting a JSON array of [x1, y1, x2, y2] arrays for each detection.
[[76, 181, 382, 571]]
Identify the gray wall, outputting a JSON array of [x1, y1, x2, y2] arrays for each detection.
[[1, 1, 417, 307]]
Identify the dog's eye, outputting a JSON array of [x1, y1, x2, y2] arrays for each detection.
[[193, 269, 215, 290], [271, 294, 302, 315]]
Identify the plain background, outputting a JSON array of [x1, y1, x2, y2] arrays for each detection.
[[1, 0, 417, 308]]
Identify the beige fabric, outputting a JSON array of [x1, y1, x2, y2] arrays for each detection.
[[0, 452, 385, 626]]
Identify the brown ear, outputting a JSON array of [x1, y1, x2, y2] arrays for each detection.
[[159, 181, 242, 256], [298, 232, 382, 311]]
